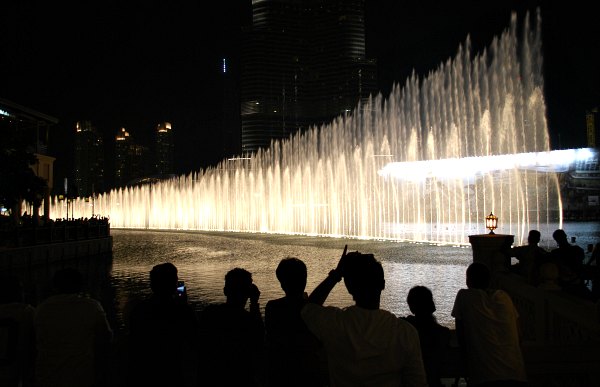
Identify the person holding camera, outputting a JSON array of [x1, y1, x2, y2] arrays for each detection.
[[127, 262, 199, 387], [199, 267, 265, 387], [301, 248, 427, 387]]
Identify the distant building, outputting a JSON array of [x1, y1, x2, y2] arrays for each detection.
[[155, 122, 174, 175], [240, 0, 377, 153], [561, 148, 600, 221], [0, 98, 57, 219], [114, 128, 150, 187], [115, 128, 132, 187], [221, 58, 241, 158], [74, 121, 105, 196]]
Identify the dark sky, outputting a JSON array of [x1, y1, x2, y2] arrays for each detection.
[[2, 1, 598, 181]]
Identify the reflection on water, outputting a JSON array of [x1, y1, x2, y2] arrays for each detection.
[[107, 222, 599, 333], [109, 229, 473, 331]]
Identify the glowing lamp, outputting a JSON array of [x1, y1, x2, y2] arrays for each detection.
[[485, 212, 498, 234]]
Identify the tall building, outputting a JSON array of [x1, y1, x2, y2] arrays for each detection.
[[114, 127, 151, 187], [74, 121, 105, 196], [155, 122, 174, 175], [240, 0, 376, 153], [222, 58, 242, 158], [114, 128, 132, 187]]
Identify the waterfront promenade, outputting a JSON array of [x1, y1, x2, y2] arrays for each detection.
[[0, 217, 113, 305]]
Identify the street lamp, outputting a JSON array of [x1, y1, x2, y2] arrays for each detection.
[[485, 212, 498, 234]]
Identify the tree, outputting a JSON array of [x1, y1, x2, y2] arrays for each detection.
[[0, 147, 48, 224]]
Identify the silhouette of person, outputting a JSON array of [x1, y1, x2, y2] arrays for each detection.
[[265, 257, 325, 387], [403, 286, 450, 387], [452, 262, 527, 387], [0, 275, 35, 387], [127, 262, 199, 387], [301, 248, 427, 387], [587, 242, 600, 300], [199, 268, 265, 387], [34, 267, 113, 387], [510, 230, 548, 285], [549, 229, 590, 299]]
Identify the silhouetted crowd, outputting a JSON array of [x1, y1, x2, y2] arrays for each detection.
[[1, 228, 598, 387], [508, 229, 599, 301]]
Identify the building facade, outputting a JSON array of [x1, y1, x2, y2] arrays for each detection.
[[0, 98, 57, 219], [74, 121, 105, 197], [155, 122, 174, 176], [114, 127, 153, 188], [240, 0, 376, 153]]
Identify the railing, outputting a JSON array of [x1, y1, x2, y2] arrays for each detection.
[[0, 219, 110, 248]]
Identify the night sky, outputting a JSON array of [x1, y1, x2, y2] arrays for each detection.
[[2, 1, 598, 183]]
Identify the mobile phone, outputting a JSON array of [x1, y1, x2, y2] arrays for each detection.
[[176, 280, 186, 297]]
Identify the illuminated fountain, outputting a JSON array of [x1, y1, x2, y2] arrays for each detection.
[[53, 12, 581, 245]]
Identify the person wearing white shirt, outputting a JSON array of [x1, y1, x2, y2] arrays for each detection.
[[452, 262, 527, 387], [301, 249, 427, 387]]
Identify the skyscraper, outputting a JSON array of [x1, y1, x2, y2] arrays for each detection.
[[114, 127, 132, 187], [221, 58, 242, 158], [240, 0, 376, 153], [114, 127, 151, 187], [155, 122, 174, 176], [74, 121, 104, 196]]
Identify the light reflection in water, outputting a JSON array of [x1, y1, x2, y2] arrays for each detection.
[[107, 221, 599, 333], [109, 229, 472, 331]]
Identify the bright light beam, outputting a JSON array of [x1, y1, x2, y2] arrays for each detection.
[[378, 148, 596, 182]]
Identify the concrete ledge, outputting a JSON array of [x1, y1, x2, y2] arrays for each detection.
[[0, 236, 112, 271]]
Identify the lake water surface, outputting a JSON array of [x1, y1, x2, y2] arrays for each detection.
[[107, 221, 598, 332]]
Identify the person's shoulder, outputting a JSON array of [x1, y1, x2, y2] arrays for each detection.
[[490, 289, 514, 305], [403, 314, 417, 325], [512, 245, 528, 253], [266, 297, 287, 309], [35, 294, 66, 312], [394, 314, 415, 327], [391, 314, 421, 342], [453, 287, 472, 300], [452, 288, 481, 310], [366, 308, 415, 330], [74, 295, 108, 314]]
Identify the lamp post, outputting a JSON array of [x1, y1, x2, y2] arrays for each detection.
[[485, 212, 498, 234], [469, 211, 513, 271]]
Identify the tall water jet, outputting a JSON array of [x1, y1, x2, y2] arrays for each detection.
[[53, 11, 565, 245]]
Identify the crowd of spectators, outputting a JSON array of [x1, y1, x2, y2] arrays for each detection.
[[0, 228, 597, 387], [0, 215, 110, 247]]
